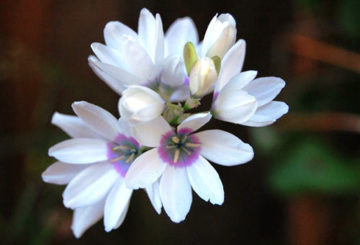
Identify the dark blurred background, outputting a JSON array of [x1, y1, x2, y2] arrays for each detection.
[[1, 0, 360, 244]]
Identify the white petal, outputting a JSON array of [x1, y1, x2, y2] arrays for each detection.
[[71, 199, 105, 238], [48, 138, 108, 164], [91, 42, 125, 68], [215, 39, 246, 92], [138, 8, 157, 62], [132, 116, 172, 147], [242, 101, 289, 127], [201, 14, 219, 57], [160, 56, 186, 88], [178, 112, 211, 133], [165, 17, 198, 57], [242, 77, 285, 107], [145, 180, 162, 214], [89, 56, 144, 88], [88, 55, 127, 95], [63, 162, 118, 208], [104, 21, 137, 49], [213, 83, 257, 124], [119, 86, 165, 123], [125, 148, 167, 189], [195, 130, 254, 166], [51, 112, 100, 139], [169, 86, 190, 102], [104, 179, 132, 232], [186, 156, 224, 205], [154, 13, 165, 64], [223, 70, 258, 91], [72, 101, 120, 142], [42, 161, 89, 185], [206, 24, 236, 58], [118, 35, 157, 81], [159, 166, 192, 223]]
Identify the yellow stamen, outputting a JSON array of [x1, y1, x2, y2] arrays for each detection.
[[166, 145, 176, 149], [112, 145, 130, 151], [182, 147, 191, 155], [172, 136, 180, 144], [126, 153, 135, 163], [110, 155, 126, 162], [185, 143, 201, 148], [173, 149, 180, 163], [181, 135, 188, 143]]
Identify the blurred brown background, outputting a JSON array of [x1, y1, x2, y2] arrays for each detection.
[[1, 0, 360, 244]]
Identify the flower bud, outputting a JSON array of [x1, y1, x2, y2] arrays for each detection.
[[202, 14, 237, 59], [119, 86, 165, 122], [189, 57, 218, 98]]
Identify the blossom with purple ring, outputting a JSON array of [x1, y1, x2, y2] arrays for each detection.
[[158, 128, 201, 167], [107, 134, 140, 177]]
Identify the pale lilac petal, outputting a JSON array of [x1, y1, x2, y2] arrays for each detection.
[[71, 199, 105, 238], [159, 166, 192, 223], [154, 13, 165, 64], [63, 162, 118, 208], [165, 17, 198, 57], [51, 112, 100, 139], [138, 8, 157, 62], [48, 138, 108, 164], [178, 112, 211, 133], [242, 77, 286, 107], [160, 56, 186, 88], [186, 156, 224, 205], [195, 130, 254, 166], [104, 179, 132, 232], [242, 101, 289, 127], [145, 180, 162, 214], [88, 55, 127, 95], [125, 148, 167, 189], [88, 56, 145, 87], [132, 117, 173, 147], [104, 21, 137, 49], [215, 39, 246, 92], [42, 161, 89, 185], [72, 101, 121, 142]]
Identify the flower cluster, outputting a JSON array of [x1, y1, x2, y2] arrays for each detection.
[[43, 8, 288, 238]]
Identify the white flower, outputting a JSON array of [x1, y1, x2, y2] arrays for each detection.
[[189, 57, 218, 97], [119, 85, 165, 122], [201, 13, 237, 59], [89, 8, 198, 101], [124, 113, 253, 223], [43, 102, 162, 237]]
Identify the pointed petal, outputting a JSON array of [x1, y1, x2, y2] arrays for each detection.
[[104, 21, 137, 49], [242, 101, 289, 127], [88, 55, 127, 95], [201, 14, 218, 57], [51, 112, 99, 139], [221, 70, 258, 91], [159, 166, 192, 223], [71, 199, 105, 238], [72, 101, 121, 142], [145, 180, 162, 214], [165, 17, 198, 57], [63, 162, 118, 208], [125, 148, 167, 189], [88, 56, 144, 88], [195, 130, 254, 166], [138, 8, 157, 62], [242, 77, 285, 107], [178, 112, 211, 133], [132, 116, 172, 147], [48, 138, 108, 164], [104, 179, 132, 232], [186, 156, 224, 205], [215, 39, 246, 92], [42, 161, 89, 185], [154, 13, 165, 64], [91, 42, 126, 68]]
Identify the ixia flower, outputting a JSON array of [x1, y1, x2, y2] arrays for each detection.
[[89, 8, 198, 101], [125, 113, 253, 222], [43, 102, 161, 237], [210, 39, 288, 126]]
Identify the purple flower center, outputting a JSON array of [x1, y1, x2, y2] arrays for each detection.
[[107, 134, 140, 177], [158, 128, 201, 168]]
